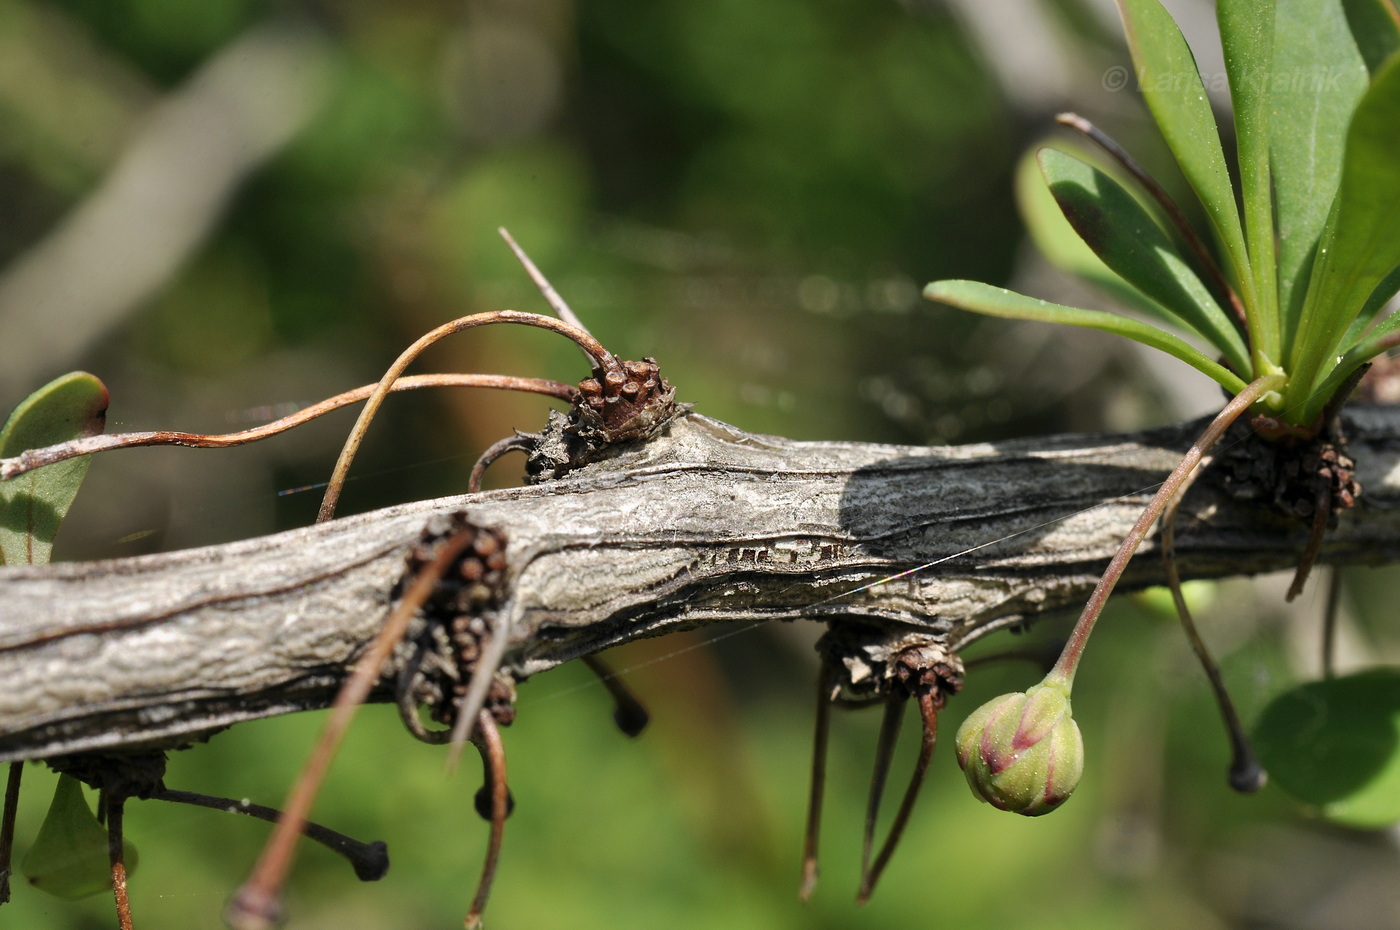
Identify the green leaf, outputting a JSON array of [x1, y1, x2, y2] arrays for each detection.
[[1017, 144, 1207, 329], [20, 775, 137, 899], [1286, 53, 1400, 421], [923, 280, 1247, 393], [1271, 0, 1369, 342], [1219, 0, 1279, 360], [1114, 0, 1256, 334], [1342, 0, 1400, 74], [1254, 669, 1400, 828], [0, 372, 108, 567], [1037, 146, 1250, 373], [1016, 146, 1147, 306]]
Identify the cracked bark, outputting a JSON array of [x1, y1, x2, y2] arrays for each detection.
[[4, 406, 1400, 763]]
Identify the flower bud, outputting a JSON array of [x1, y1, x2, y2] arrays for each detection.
[[954, 678, 1083, 816]]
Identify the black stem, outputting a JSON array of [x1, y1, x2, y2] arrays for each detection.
[[799, 663, 838, 902], [582, 655, 651, 737], [0, 762, 22, 905], [1161, 473, 1266, 794], [150, 789, 389, 881]]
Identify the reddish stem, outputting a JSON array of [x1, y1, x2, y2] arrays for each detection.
[[318, 310, 614, 523], [227, 528, 478, 930], [0, 373, 577, 482], [1049, 374, 1285, 686], [106, 794, 134, 930]]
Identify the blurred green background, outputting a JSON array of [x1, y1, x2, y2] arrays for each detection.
[[5, 0, 1400, 927]]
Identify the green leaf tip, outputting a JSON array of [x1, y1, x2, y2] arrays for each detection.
[[923, 280, 1248, 394], [20, 775, 137, 899]]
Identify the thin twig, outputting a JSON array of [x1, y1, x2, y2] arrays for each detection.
[[317, 311, 612, 523], [106, 794, 133, 930], [464, 712, 508, 930], [468, 435, 535, 494], [857, 690, 939, 904], [799, 663, 838, 902], [1161, 468, 1266, 793], [580, 655, 650, 737], [0, 373, 577, 482], [149, 789, 388, 880], [1322, 568, 1343, 680], [859, 700, 905, 882], [498, 228, 591, 335], [1051, 374, 1286, 684], [0, 762, 21, 904], [227, 528, 479, 930]]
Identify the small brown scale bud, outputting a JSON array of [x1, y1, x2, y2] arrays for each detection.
[[577, 358, 677, 441], [395, 513, 512, 729]]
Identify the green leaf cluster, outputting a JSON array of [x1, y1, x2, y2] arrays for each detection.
[[928, 0, 1400, 430]]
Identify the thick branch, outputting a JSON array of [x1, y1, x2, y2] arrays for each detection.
[[4, 407, 1400, 762]]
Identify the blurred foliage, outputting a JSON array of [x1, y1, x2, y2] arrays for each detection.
[[5, 1, 1400, 928]]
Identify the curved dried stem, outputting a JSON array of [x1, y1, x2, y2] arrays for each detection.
[[149, 789, 388, 881], [580, 655, 650, 737], [318, 310, 614, 523], [1161, 470, 1266, 794], [856, 689, 939, 905], [0, 373, 578, 482], [464, 711, 508, 930], [468, 435, 536, 494], [227, 527, 479, 930]]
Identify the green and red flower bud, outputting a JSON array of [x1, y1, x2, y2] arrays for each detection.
[[954, 677, 1083, 816]]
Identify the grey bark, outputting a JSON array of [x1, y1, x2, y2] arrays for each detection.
[[4, 407, 1400, 763]]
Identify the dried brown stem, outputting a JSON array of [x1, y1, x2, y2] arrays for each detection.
[[464, 711, 507, 930], [149, 789, 388, 881], [1322, 568, 1343, 680], [227, 527, 479, 930], [856, 689, 939, 905], [318, 310, 613, 523], [859, 699, 905, 882], [106, 794, 133, 930], [798, 663, 838, 902], [468, 435, 535, 494], [0, 373, 577, 482], [1161, 470, 1266, 793], [498, 227, 590, 335], [581, 655, 650, 737]]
